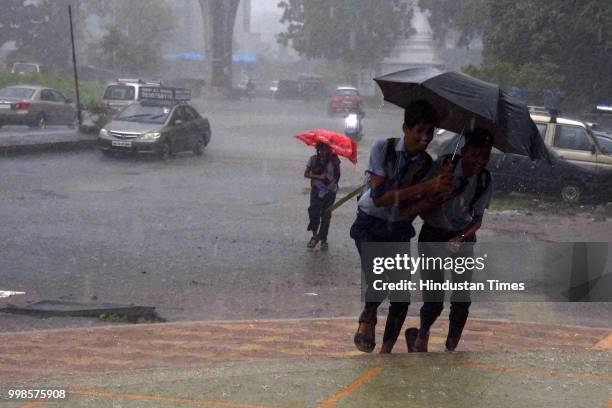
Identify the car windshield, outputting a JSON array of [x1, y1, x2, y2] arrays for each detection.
[[595, 135, 612, 154], [104, 85, 136, 100], [0, 87, 35, 99], [115, 104, 171, 124], [13, 63, 38, 73], [335, 89, 358, 96]]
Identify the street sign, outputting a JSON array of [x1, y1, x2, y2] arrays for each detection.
[[139, 86, 191, 102]]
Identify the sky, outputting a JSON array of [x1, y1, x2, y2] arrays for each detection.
[[250, 0, 285, 44]]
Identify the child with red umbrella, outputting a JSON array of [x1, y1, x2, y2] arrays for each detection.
[[297, 129, 357, 251], [303, 142, 341, 251]]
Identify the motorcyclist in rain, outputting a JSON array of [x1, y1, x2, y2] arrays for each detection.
[[344, 108, 364, 141]]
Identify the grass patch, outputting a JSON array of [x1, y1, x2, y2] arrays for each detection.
[[489, 195, 536, 211], [0, 72, 105, 107]]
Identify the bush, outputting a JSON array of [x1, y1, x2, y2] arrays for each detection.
[[0, 72, 105, 107]]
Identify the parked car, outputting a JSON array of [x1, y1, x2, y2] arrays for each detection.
[[102, 78, 162, 110], [328, 86, 363, 115], [98, 92, 211, 160], [10, 62, 43, 74], [437, 131, 612, 203], [529, 108, 612, 174], [0, 85, 76, 128]]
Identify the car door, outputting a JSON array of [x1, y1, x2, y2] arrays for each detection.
[[39, 89, 58, 124], [551, 124, 598, 171], [518, 123, 552, 192], [496, 153, 534, 192], [51, 90, 74, 124], [491, 123, 548, 192], [167, 106, 188, 152], [183, 106, 203, 147]]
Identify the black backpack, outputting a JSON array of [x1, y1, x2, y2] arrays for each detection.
[[357, 138, 432, 201]]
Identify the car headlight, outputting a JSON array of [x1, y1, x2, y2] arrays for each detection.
[[99, 128, 109, 138], [141, 132, 161, 140]]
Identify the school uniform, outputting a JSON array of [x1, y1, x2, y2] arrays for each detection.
[[350, 136, 431, 348], [417, 156, 492, 349], [306, 154, 340, 242]]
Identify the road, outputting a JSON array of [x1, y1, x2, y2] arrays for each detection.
[[0, 98, 610, 331]]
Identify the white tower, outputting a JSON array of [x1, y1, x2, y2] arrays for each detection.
[[380, 0, 444, 75]]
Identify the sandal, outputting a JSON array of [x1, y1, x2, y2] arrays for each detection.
[[354, 323, 376, 353], [307, 236, 319, 249], [320, 241, 328, 251]]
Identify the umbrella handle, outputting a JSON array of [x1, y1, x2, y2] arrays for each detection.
[[451, 125, 466, 161]]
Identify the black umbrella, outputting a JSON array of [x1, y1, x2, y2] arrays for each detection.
[[374, 67, 549, 160]]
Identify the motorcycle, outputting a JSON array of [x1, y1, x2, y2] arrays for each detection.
[[344, 111, 363, 141]]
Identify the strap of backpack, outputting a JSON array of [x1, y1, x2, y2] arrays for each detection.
[[383, 137, 399, 176]]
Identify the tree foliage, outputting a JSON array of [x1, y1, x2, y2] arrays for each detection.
[[419, 0, 611, 110], [0, 0, 75, 71], [0, 0, 175, 76], [91, 0, 176, 76], [418, 0, 488, 46], [277, 0, 414, 68]]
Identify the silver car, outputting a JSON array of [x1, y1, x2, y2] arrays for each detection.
[[98, 101, 211, 160], [0, 85, 77, 129]]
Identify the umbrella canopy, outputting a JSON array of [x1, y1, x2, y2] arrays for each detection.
[[295, 129, 358, 164], [374, 67, 548, 160]]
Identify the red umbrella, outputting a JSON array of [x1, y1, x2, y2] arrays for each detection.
[[295, 129, 358, 164]]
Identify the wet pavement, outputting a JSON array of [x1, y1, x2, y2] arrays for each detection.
[[0, 317, 610, 407]]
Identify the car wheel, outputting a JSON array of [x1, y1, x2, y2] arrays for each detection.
[[159, 140, 171, 160], [192, 136, 205, 156], [560, 182, 583, 204], [30, 113, 47, 129]]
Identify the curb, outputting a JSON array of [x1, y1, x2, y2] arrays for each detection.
[[0, 138, 96, 156]]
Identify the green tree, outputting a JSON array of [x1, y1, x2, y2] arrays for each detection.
[[0, 0, 77, 71], [277, 0, 414, 68], [419, 0, 611, 110], [418, 0, 488, 46], [91, 0, 175, 76]]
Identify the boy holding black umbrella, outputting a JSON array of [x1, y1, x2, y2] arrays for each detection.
[[351, 100, 454, 354], [406, 128, 494, 352]]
